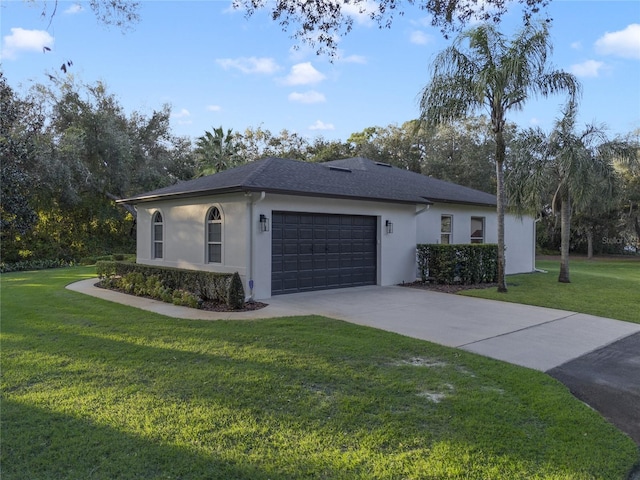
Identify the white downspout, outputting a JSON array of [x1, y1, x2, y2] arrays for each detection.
[[247, 191, 266, 300], [533, 217, 547, 273], [415, 204, 430, 216]]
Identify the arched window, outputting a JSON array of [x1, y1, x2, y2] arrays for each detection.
[[207, 207, 222, 263], [152, 211, 163, 259]]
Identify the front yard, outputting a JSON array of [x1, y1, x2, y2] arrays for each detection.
[[461, 257, 640, 324], [1, 267, 638, 479]]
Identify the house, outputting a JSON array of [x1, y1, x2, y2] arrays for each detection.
[[119, 157, 535, 299]]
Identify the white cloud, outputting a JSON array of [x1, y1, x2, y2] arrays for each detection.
[[410, 30, 432, 45], [288, 91, 326, 104], [64, 4, 84, 14], [595, 24, 640, 60], [172, 108, 191, 118], [570, 41, 582, 50], [337, 53, 367, 64], [570, 59, 606, 78], [206, 105, 222, 112], [309, 120, 335, 131], [216, 57, 280, 74], [1, 28, 54, 60], [282, 62, 326, 86], [342, 0, 379, 26]]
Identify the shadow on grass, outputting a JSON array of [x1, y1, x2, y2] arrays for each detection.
[[3, 268, 639, 479], [1, 398, 273, 480]]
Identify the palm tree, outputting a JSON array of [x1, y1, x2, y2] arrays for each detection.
[[508, 100, 634, 282], [419, 22, 579, 292], [195, 126, 240, 177]]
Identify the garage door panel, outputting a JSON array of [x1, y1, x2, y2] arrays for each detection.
[[272, 211, 377, 295]]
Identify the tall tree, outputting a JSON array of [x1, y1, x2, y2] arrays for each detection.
[[195, 127, 240, 176], [3, 76, 194, 261], [508, 100, 634, 282], [0, 73, 46, 261], [419, 22, 579, 292], [615, 132, 640, 251]]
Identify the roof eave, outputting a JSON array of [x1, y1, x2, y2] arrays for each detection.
[[428, 198, 497, 208], [119, 185, 432, 206], [117, 186, 246, 205]]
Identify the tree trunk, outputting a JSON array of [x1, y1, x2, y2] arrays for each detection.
[[495, 130, 507, 293], [586, 227, 593, 259], [558, 197, 571, 283]]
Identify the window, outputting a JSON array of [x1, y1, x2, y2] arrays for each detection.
[[470, 217, 485, 244], [152, 211, 163, 259], [207, 207, 222, 263], [440, 215, 452, 244]]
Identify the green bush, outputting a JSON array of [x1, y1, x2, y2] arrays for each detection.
[[96, 261, 234, 306], [79, 253, 136, 265], [0, 258, 75, 273], [172, 289, 199, 308], [417, 244, 498, 285], [226, 272, 245, 309]]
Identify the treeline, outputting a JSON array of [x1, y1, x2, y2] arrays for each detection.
[[2, 74, 638, 265], [1, 74, 194, 263]]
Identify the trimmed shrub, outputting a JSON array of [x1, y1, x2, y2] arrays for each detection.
[[0, 258, 75, 273], [96, 261, 233, 306], [226, 272, 245, 309], [417, 244, 498, 285]]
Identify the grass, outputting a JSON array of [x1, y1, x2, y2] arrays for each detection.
[[2, 267, 638, 479], [461, 257, 640, 324]]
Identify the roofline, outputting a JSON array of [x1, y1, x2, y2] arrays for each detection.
[[118, 186, 434, 206], [116, 186, 245, 205], [428, 198, 497, 208]]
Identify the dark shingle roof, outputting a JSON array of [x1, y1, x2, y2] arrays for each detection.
[[119, 157, 496, 207]]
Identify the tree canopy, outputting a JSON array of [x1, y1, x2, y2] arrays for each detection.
[[419, 22, 579, 291], [233, 0, 551, 55], [508, 100, 631, 282]]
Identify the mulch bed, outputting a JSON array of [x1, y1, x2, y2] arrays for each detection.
[[200, 300, 268, 312], [401, 281, 499, 294], [95, 281, 268, 312]]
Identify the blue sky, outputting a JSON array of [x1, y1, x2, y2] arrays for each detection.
[[2, 1, 639, 143]]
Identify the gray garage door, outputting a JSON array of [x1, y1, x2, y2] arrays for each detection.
[[271, 211, 377, 295]]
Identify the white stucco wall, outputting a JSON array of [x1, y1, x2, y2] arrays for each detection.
[[416, 203, 535, 275], [136, 192, 250, 277], [135, 193, 535, 300], [251, 194, 418, 299], [136, 192, 420, 300]]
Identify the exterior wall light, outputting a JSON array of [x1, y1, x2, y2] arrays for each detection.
[[385, 220, 393, 234], [260, 214, 269, 232]]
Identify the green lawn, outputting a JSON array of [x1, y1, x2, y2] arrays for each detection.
[[461, 257, 640, 324], [2, 267, 638, 479]]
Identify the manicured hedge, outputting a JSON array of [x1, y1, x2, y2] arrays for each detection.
[[417, 244, 498, 285], [0, 258, 76, 274], [96, 261, 236, 305]]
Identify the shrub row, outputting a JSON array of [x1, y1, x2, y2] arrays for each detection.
[[0, 253, 136, 273], [78, 253, 136, 265], [96, 261, 244, 308], [0, 258, 76, 274], [417, 244, 498, 285]]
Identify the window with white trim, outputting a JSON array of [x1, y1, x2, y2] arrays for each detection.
[[152, 211, 163, 259], [470, 216, 485, 244], [440, 215, 452, 244], [207, 207, 222, 263]]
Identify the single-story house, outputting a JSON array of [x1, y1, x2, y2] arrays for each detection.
[[119, 157, 535, 299]]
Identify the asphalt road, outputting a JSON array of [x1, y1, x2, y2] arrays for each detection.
[[548, 332, 640, 446]]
